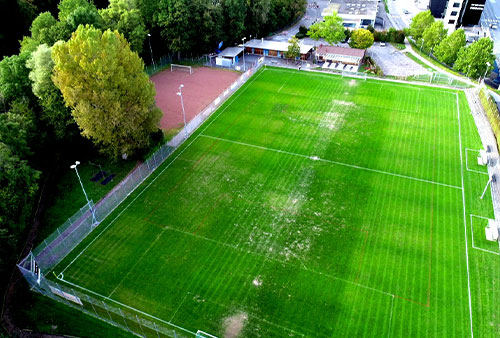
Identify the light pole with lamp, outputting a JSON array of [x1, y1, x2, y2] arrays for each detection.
[[70, 161, 98, 225], [177, 84, 187, 139], [242, 37, 246, 71], [420, 38, 424, 53], [483, 62, 491, 83], [147, 33, 155, 70]]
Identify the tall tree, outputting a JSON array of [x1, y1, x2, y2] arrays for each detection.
[[285, 36, 300, 59], [454, 37, 495, 79], [52, 25, 162, 158], [30, 12, 59, 46], [409, 10, 434, 40], [433, 28, 466, 66], [100, 0, 148, 53], [26, 44, 74, 140], [58, 0, 97, 21], [0, 53, 34, 108], [421, 20, 447, 54], [307, 13, 345, 45], [157, 0, 198, 58], [349, 28, 374, 49]]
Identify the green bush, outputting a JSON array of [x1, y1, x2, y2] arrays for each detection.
[[479, 89, 500, 149]]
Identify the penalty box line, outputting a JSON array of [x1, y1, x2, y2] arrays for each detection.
[[199, 134, 462, 190], [465, 148, 489, 175], [58, 69, 266, 276]]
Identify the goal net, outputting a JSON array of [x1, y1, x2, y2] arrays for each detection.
[[196, 330, 218, 338], [171, 64, 193, 74]]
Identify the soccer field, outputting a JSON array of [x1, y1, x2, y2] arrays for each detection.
[[53, 67, 500, 337]]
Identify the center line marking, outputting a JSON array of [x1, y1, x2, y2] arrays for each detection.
[[199, 134, 462, 190]]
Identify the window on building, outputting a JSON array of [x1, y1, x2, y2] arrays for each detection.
[[451, 11, 458, 16], [448, 20, 456, 24], [453, 2, 460, 7]]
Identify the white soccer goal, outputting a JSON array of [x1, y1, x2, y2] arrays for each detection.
[[171, 64, 193, 74], [341, 70, 367, 80], [196, 330, 219, 338]]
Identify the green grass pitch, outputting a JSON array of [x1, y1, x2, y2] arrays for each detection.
[[53, 67, 500, 337]]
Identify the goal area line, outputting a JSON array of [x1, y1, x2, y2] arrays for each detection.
[[469, 214, 500, 256]]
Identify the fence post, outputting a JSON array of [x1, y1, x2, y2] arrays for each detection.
[[86, 295, 99, 318], [119, 307, 131, 332], [102, 300, 114, 322], [154, 322, 161, 338], [136, 314, 146, 337]]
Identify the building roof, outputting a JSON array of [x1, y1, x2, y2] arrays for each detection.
[[316, 45, 366, 58], [322, 0, 378, 19], [244, 39, 314, 55], [218, 47, 243, 58]]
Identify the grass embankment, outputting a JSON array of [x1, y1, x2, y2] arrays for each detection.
[[479, 89, 500, 149], [407, 39, 469, 79]]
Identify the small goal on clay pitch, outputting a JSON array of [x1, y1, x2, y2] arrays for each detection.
[[171, 64, 193, 74]]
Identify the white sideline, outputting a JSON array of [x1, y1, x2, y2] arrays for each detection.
[[199, 134, 462, 190], [59, 68, 266, 275], [456, 92, 474, 338], [469, 214, 500, 256], [465, 148, 489, 175]]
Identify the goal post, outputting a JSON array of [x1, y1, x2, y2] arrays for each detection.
[[171, 64, 193, 74], [196, 330, 218, 338]]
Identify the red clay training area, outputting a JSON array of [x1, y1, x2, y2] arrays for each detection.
[[151, 67, 240, 131]]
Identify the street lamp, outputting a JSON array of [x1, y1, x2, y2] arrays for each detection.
[[420, 38, 424, 53], [483, 61, 491, 83], [242, 37, 246, 71], [147, 33, 155, 70], [70, 161, 98, 225], [177, 84, 187, 139]]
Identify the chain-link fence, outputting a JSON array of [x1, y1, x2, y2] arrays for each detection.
[[18, 59, 264, 338]]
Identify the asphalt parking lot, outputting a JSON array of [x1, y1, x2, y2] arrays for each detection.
[[368, 43, 429, 77]]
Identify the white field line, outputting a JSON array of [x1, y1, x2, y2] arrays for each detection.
[[59, 69, 266, 275], [199, 134, 462, 190], [277, 72, 294, 93], [388, 295, 395, 338], [57, 220, 395, 338], [108, 229, 166, 298], [456, 92, 474, 338], [465, 148, 489, 175], [55, 276, 196, 335], [265, 67, 461, 93], [469, 214, 500, 256], [154, 223, 396, 298], [198, 293, 306, 337], [169, 291, 189, 322]]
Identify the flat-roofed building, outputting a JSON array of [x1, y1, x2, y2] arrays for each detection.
[[244, 39, 314, 60], [216, 47, 244, 67], [321, 0, 377, 28]]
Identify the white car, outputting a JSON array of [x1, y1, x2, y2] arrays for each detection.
[[380, 42, 386, 47]]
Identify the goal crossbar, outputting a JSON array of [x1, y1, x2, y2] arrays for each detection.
[[171, 64, 193, 74]]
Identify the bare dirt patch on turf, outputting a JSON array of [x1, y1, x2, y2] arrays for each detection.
[[223, 312, 248, 338], [151, 67, 239, 131]]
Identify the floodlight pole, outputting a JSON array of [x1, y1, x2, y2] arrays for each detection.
[[420, 38, 424, 53], [177, 85, 187, 139], [71, 161, 98, 225], [147, 33, 155, 70], [483, 62, 491, 83], [242, 37, 246, 71]]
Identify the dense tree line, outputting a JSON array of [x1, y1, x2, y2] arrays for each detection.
[[0, 1, 306, 325], [409, 10, 495, 79]]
